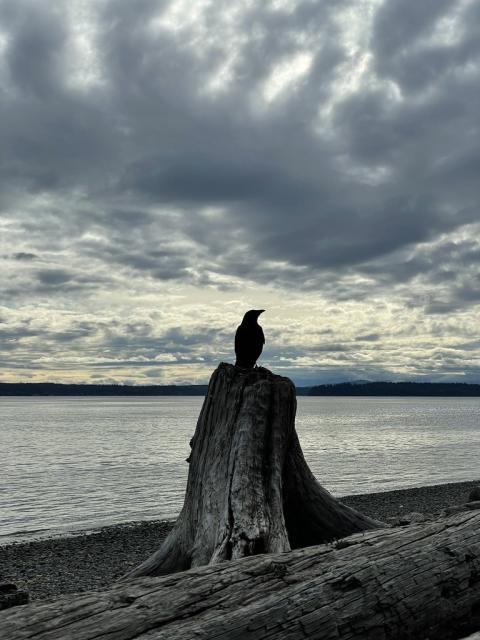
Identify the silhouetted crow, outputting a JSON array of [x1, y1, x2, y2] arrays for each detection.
[[235, 310, 265, 368]]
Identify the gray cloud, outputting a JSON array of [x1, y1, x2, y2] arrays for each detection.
[[356, 333, 381, 342], [12, 252, 38, 260], [36, 269, 73, 286], [0, 0, 479, 383]]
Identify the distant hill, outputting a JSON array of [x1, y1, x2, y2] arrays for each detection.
[[307, 381, 480, 397]]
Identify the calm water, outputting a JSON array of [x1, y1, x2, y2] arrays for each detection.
[[1, 396, 479, 541]]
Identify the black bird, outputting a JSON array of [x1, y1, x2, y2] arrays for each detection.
[[235, 310, 265, 368]]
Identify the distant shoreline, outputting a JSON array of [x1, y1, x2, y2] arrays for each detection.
[[2, 381, 480, 396], [0, 382, 209, 396], [306, 381, 480, 397]]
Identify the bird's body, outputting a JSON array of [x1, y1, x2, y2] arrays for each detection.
[[235, 310, 265, 368]]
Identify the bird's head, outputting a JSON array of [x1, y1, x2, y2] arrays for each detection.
[[242, 309, 265, 324]]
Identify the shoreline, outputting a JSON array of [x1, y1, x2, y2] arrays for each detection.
[[1, 478, 478, 602]]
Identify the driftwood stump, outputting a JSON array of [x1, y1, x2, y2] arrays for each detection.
[[2, 511, 480, 639], [125, 363, 379, 579]]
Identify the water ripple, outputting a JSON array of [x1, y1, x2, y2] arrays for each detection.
[[1, 395, 480, 541]]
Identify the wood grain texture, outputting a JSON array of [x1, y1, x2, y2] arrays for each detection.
[[1, 511, 480, 639], [123, 363, 379, 579]]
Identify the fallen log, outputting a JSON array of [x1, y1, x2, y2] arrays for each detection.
[[2, 510, 480, 640], [125, 363, 380, 579]]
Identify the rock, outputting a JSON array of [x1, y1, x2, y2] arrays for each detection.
[[403, 511, 427, 523], [0, 583, 29, 610], [385, 512, 428, 526], [441, 504, 469, 517], [386, 516, 411, 526], [469, 486, 480, 501], [440, 501, 480, 517]]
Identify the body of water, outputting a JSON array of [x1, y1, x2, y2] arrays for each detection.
[[1, 396, 479, 541]]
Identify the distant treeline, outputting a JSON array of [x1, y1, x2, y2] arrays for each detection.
[[2, 381, 480, 396], [307, 381, 480, 397], [0, 383, 209, 396]]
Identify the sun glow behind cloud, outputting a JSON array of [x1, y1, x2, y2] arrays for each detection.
[[261, 51, 313, 103], [65, 0, 104, 90]]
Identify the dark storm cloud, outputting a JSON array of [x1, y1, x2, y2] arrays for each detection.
[[371, 0, 452, 67], [0, 0, 479, 383], [12, 252, 38, 261], [101, 323, 230, 360], [0, 324, 36, 341], [36, 269, 73, 286], [355, 231, 480, 314], [372, 0, 480, 94], [128, 160, 277, 204], [97, 246, 190, 281], [0, 1, 120, 195], [356, 333, 381, 342], [1, 0, 66, 98], [0, 311, 226, 372], [424, 282, 480, 315], [1, 0, 478, 294]]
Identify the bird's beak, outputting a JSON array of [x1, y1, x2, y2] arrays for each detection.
[[258, 309, 265, 315]]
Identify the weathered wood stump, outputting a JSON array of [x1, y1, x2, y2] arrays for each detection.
[[125, 363, 380, 579], [2, 511, 480, 639]]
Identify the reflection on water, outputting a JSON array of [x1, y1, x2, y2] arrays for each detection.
[[1, 396, 479, 540]]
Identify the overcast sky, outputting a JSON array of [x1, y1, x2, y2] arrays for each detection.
[[1, 0, 479, 386]]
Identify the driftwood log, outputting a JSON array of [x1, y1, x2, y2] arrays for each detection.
[[2, 510, 480, 640], [125, 363, 379, 579]]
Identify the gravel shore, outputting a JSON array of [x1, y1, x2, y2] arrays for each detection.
[[1, 479, 478, 602]]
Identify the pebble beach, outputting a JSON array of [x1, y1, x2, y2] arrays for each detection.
[[1, 479, 479, 602]]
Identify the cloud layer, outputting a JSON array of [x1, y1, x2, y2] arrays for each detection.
[[1, 0, 479, 384]]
